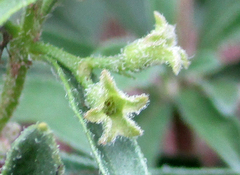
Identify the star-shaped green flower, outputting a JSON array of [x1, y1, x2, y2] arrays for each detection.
[[84, 70, 149, 145]]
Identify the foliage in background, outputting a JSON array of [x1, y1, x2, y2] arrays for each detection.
[[0, 0, 240, 175]]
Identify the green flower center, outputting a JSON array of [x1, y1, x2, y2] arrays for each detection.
[[103, 97, 118, 116]]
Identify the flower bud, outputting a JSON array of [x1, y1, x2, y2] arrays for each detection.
[[122, 11, 189, 75]]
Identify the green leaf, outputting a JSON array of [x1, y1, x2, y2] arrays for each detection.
[[2, 123, 64, 175], [13, 62, 91, 155], [112, 66, 163, 90], [60, 152, 98, 174], [89, 125, 150, 175], [137, 87, 172, 167], [201, 79, 239, 116], [211, 61, 240, 82], [102, 0, 153, 37], [93, 38, 128, 57], [187, 50, 221, 75], [42, 31, 95, 57], [43, 0, 107, 44], [199, 0, 240, 49], [0, 0, 37, 25], [49, 59, 150, 175], [176, 88, 240, 171], [151, 167, 240, 175]]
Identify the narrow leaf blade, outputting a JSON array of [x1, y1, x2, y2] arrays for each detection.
[[211, 61, 240, 82], [102, 0, 153, 36], [201, 79, 239, 116], [41, 31, 95, 57], [0, 0, 37, 25], [199, 0, 240, 49], [60, 152, 98, 174], [13, 63, 91, 155], [137, 87, 173, 167], [187, 50, 221, 75], [50, 60, 150, 175], [44, 0, 107, 44], [176, 88, 240, 171]]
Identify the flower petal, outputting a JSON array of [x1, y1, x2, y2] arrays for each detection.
[[84, 108, 107, 123], [100, 69, 118, 95], [124, 94, 149, 114]]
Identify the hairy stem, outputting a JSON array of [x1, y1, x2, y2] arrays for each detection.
[[0, 60, 28, 132], [0, 0, 58, 132], [29, 42, 94, 88], [30, 42, 80, 70]]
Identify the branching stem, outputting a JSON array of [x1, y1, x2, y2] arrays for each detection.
[[0, 0, 58, 132]]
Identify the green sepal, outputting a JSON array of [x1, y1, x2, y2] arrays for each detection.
[[122, 11, 189, 75], [2, 122, 65, 175]]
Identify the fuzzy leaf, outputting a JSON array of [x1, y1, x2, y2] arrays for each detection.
[[50, 60, 150, 175], [2, 123, 64, 175], [13, 66, 91, 155], [0, 0, 37, 25]]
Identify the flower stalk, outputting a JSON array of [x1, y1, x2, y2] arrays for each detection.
[[79, 12, 189, 75]]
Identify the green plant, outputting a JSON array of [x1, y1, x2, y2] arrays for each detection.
[[0, 0, 240, 175]]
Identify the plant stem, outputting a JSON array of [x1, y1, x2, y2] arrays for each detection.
[[0, 59, 28, 132], [0, 22, 28, 133], [21, 0, 58, 42], [0, 0, 59, 132], [29, 42, 94, 88], [41, 0, 58, 17], [30, 42, 125, 73], [30, 42, 80, 71]]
